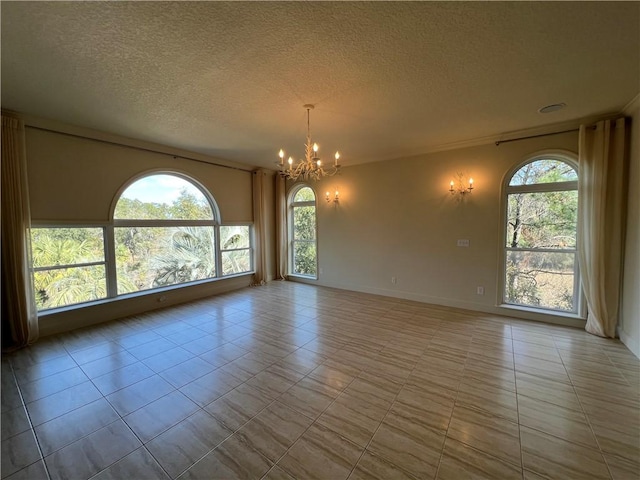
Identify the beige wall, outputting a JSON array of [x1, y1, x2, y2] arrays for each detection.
[[292, 130, 585, 327], [24, 122, 262, 335], [21, 109, 637, 343], [26, 128, 253, 223], [620, 96, 640, 357]]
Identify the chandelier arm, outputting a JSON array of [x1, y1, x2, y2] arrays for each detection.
[[278, 104, 341, 181]]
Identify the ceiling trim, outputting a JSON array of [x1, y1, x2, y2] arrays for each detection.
[[16, 112, 256, 173], [623, 93, 640, 115], [414, 111, 625, 158], [7, 102, 634, 173]]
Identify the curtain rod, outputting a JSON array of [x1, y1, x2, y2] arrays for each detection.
[[25, 125, 254, 173], [495, 125, 595, 146], [495, 128, 577, 146]]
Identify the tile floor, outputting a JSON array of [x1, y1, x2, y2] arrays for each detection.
[[1, 282, 639, 480]]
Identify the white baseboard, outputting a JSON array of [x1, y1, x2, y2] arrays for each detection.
[[289, 277, 587, 329], [618, 327, 640, 359]]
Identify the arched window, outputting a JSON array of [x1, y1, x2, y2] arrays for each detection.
[[30, 172, 253, 311], [289, 185, 317, 277], [502, 155, 579, 313], [113, 173, 220, 294]]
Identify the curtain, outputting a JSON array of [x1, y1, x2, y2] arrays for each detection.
[[251, 169, 268, 285], [1, 114, 39, 350], [275, 174, 288, 280], [578, 117, 627, 338]]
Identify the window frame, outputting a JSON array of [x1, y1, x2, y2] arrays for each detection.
[[288, 184, 318, 279], [219, 224, 254, 277], [112, 172, 221, 295], [32, 171, 254, 313], [30, 224, 110, 310], [499, 151, 584, 317]]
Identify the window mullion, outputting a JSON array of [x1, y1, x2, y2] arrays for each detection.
[[506, 181, 577, 194], [114, 220, 217, 227], [105, 225, 118, 298], [33, 261, 105, 272], [220, 247, 251, 253], [505, 247, 577, 254], [215, 225, 222, 278]]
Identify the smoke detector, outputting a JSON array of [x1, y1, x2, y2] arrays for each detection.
[[538, 103, 567, 114]]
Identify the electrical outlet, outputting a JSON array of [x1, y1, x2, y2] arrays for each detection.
[[476, 286, 484, 295], [319, 267, 323, 275], [391, 276, 397, 284], [457, 239, 470, 247]]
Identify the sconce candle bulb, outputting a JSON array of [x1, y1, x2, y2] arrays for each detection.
[[326, 188, 340, 203], [449, 173, 475, 195]]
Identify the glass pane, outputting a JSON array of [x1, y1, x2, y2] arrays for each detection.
[[293, 241, 317, 276], [115, 226, 215, 294], [34, 266, 106, 310], [506, 190, 577, 249], [31, 228, 104, 268], [509, 159, 577, 186], [293, 206, 316, 240], [222, 250, 251, 275], [505, 251, 576, 312], [114, 174, 213, 220], [294, 187, 315, 202], [220, 226, 250, 250]]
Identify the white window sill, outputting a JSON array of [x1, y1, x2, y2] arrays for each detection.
[[498, 303, 586, 322], [37, 272, 254, 317], [287, 273, 318, 281]]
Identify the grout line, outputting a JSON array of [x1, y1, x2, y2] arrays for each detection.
[[161, 335, 328, 478], [555, 340, 616, 480], [4, 285, 637, 480], [512, 325, 526, 480], [343, 323, 440, 480], [432, 321, 477, 479], [6, 359, 53, 480], [269, 363, 366, 479]]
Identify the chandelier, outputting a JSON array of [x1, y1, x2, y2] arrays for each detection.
[[277, 104, 341, 181]]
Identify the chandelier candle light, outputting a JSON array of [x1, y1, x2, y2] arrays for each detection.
[[277, 104, 341, 181]]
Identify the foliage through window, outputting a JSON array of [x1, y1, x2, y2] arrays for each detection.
[[31, 227, 107, 309], [504, 157, 579, 312], [32, 173, 254, 311], [114, 174, 217, 294], [220, 226, 252, 276], [290, 186, 317, 277]]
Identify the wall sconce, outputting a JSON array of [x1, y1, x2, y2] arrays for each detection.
[[449, 173, 474, 195], [326, 189, 339, 203]]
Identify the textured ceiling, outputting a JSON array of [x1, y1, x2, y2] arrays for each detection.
[[2, 2, 639, 169]]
